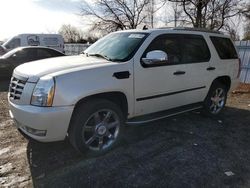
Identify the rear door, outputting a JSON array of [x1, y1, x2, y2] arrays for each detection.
[[209, 36, 239, 81]]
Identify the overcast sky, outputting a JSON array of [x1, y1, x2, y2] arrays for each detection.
[[0, 0, 90, 41], [0, 0, 245, 41]]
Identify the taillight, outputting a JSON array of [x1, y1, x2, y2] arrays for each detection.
[[237, 58, 241, 78]]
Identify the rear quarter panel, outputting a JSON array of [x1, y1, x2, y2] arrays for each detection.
[[206, 34, 240, 90]]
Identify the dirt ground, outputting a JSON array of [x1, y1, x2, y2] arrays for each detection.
[[0, 83, 250, 188]]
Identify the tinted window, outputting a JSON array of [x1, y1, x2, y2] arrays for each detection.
[[37, 49, 53, 59], [9, 49, 36, 64], [141, 34, 210, 67], [143, 35, 181, 65], [48, 49, 64, 57], [210, 37, 238, 59], [182, 35, 210, 63], [13, 50, 28, 59]]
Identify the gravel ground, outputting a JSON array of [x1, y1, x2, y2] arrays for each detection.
[[0, 84, 250, 188]]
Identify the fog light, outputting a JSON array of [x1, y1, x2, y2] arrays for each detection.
[[21, 126, 47, 137]]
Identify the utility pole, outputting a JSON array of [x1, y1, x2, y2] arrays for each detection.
[[150, 0, 155, 28]]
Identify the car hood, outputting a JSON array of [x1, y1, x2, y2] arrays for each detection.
[[14, 55, 116, 82]]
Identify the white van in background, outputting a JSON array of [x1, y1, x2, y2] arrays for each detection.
[[3, 34, 64, 53]]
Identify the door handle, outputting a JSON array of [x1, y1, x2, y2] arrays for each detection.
[[173, 71, 186, 75], [207, 66, 216, 71]]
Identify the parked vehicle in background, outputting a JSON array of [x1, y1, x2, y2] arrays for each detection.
[[3, 34, 64, 53], [8, 28, 240, 156], [0, 46, 65, 80], [0, 45, 6, 55]]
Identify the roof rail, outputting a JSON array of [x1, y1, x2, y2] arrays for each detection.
[[158, 27, 223, 34], [174, 27, 222, 34]]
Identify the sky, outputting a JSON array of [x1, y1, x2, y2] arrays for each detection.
[[0, 0, 245, 42], [0, 0, 90, 41]]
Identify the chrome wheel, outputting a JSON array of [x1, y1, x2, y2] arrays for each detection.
[[209, 88, 225, 114], [82, 109, 120, 151]]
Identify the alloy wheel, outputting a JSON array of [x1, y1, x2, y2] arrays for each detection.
[[209, 88, 226, 114], [82, 109, 120, 151]]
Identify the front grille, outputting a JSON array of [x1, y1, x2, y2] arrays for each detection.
[[9, 77, 27, 100]]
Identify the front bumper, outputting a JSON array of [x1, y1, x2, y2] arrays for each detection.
[[9, 101, 74, 142]]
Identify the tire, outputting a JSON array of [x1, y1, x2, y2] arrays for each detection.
[[203, 81, 228, 116], [68, 98, 125, 156]]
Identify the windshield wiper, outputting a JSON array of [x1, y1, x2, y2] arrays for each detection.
[[87, 53, 113, 61]]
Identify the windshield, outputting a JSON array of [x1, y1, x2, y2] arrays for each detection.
[[3, 37, 21, 50], [85, 32, 148, 62]]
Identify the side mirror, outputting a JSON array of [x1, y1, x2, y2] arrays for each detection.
[[142, 50, 168, 65]]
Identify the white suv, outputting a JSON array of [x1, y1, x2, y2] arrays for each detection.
[[8, 28, 240, 155]]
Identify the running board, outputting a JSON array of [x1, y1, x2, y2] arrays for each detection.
[[126, 102, 203, 125]]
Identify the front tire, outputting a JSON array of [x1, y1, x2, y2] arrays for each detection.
[[203, 81, 228, 116], [68, 99, 125, 156]]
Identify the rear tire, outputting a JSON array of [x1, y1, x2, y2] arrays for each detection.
[[68, 99, 125, 156], [203, 81, 228, 116]]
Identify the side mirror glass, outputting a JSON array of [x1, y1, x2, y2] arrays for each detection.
[[142, 50, 168, 65]]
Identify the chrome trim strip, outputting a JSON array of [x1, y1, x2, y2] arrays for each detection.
[[136, 86, 206, 101]]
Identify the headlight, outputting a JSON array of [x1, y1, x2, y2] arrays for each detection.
[[31, 75, 55, 107]]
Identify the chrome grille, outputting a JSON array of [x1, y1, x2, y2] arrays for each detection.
[[9, 77, 27, 100]]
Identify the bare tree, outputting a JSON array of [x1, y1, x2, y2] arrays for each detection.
[[148, 0, 155, 28], [80, 0, 151, 32], [243, 23, 250, 40], [169, 1, 186, 27], [168, 0, 249, 30], [59, 24, 84, 43], [144, 0, 167, 28], [242, 4, 250, 40], [223, 20, 240, 41]]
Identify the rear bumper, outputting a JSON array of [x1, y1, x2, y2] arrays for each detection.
[[9, 101, 74, 142]]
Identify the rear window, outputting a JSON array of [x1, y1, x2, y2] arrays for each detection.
[[210, 37, 238, 59]]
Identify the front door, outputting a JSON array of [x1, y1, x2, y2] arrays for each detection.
[[133, 33, 212, 116]]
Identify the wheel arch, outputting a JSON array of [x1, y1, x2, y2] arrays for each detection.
[[72, 91, 129, 119], [211, 76, 231, 91]]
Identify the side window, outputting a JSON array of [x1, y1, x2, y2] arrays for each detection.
[[142, 35, 181, 67], [37, 49, 53, 59], [12, 50, 28, 59], [182, 35, 210, 63], [210, 37, 238, 59], [10, 49, 31, 64], [48, 49, 64, 57]]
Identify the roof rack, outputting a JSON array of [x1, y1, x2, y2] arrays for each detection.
[[158, 27, 223, 34]]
